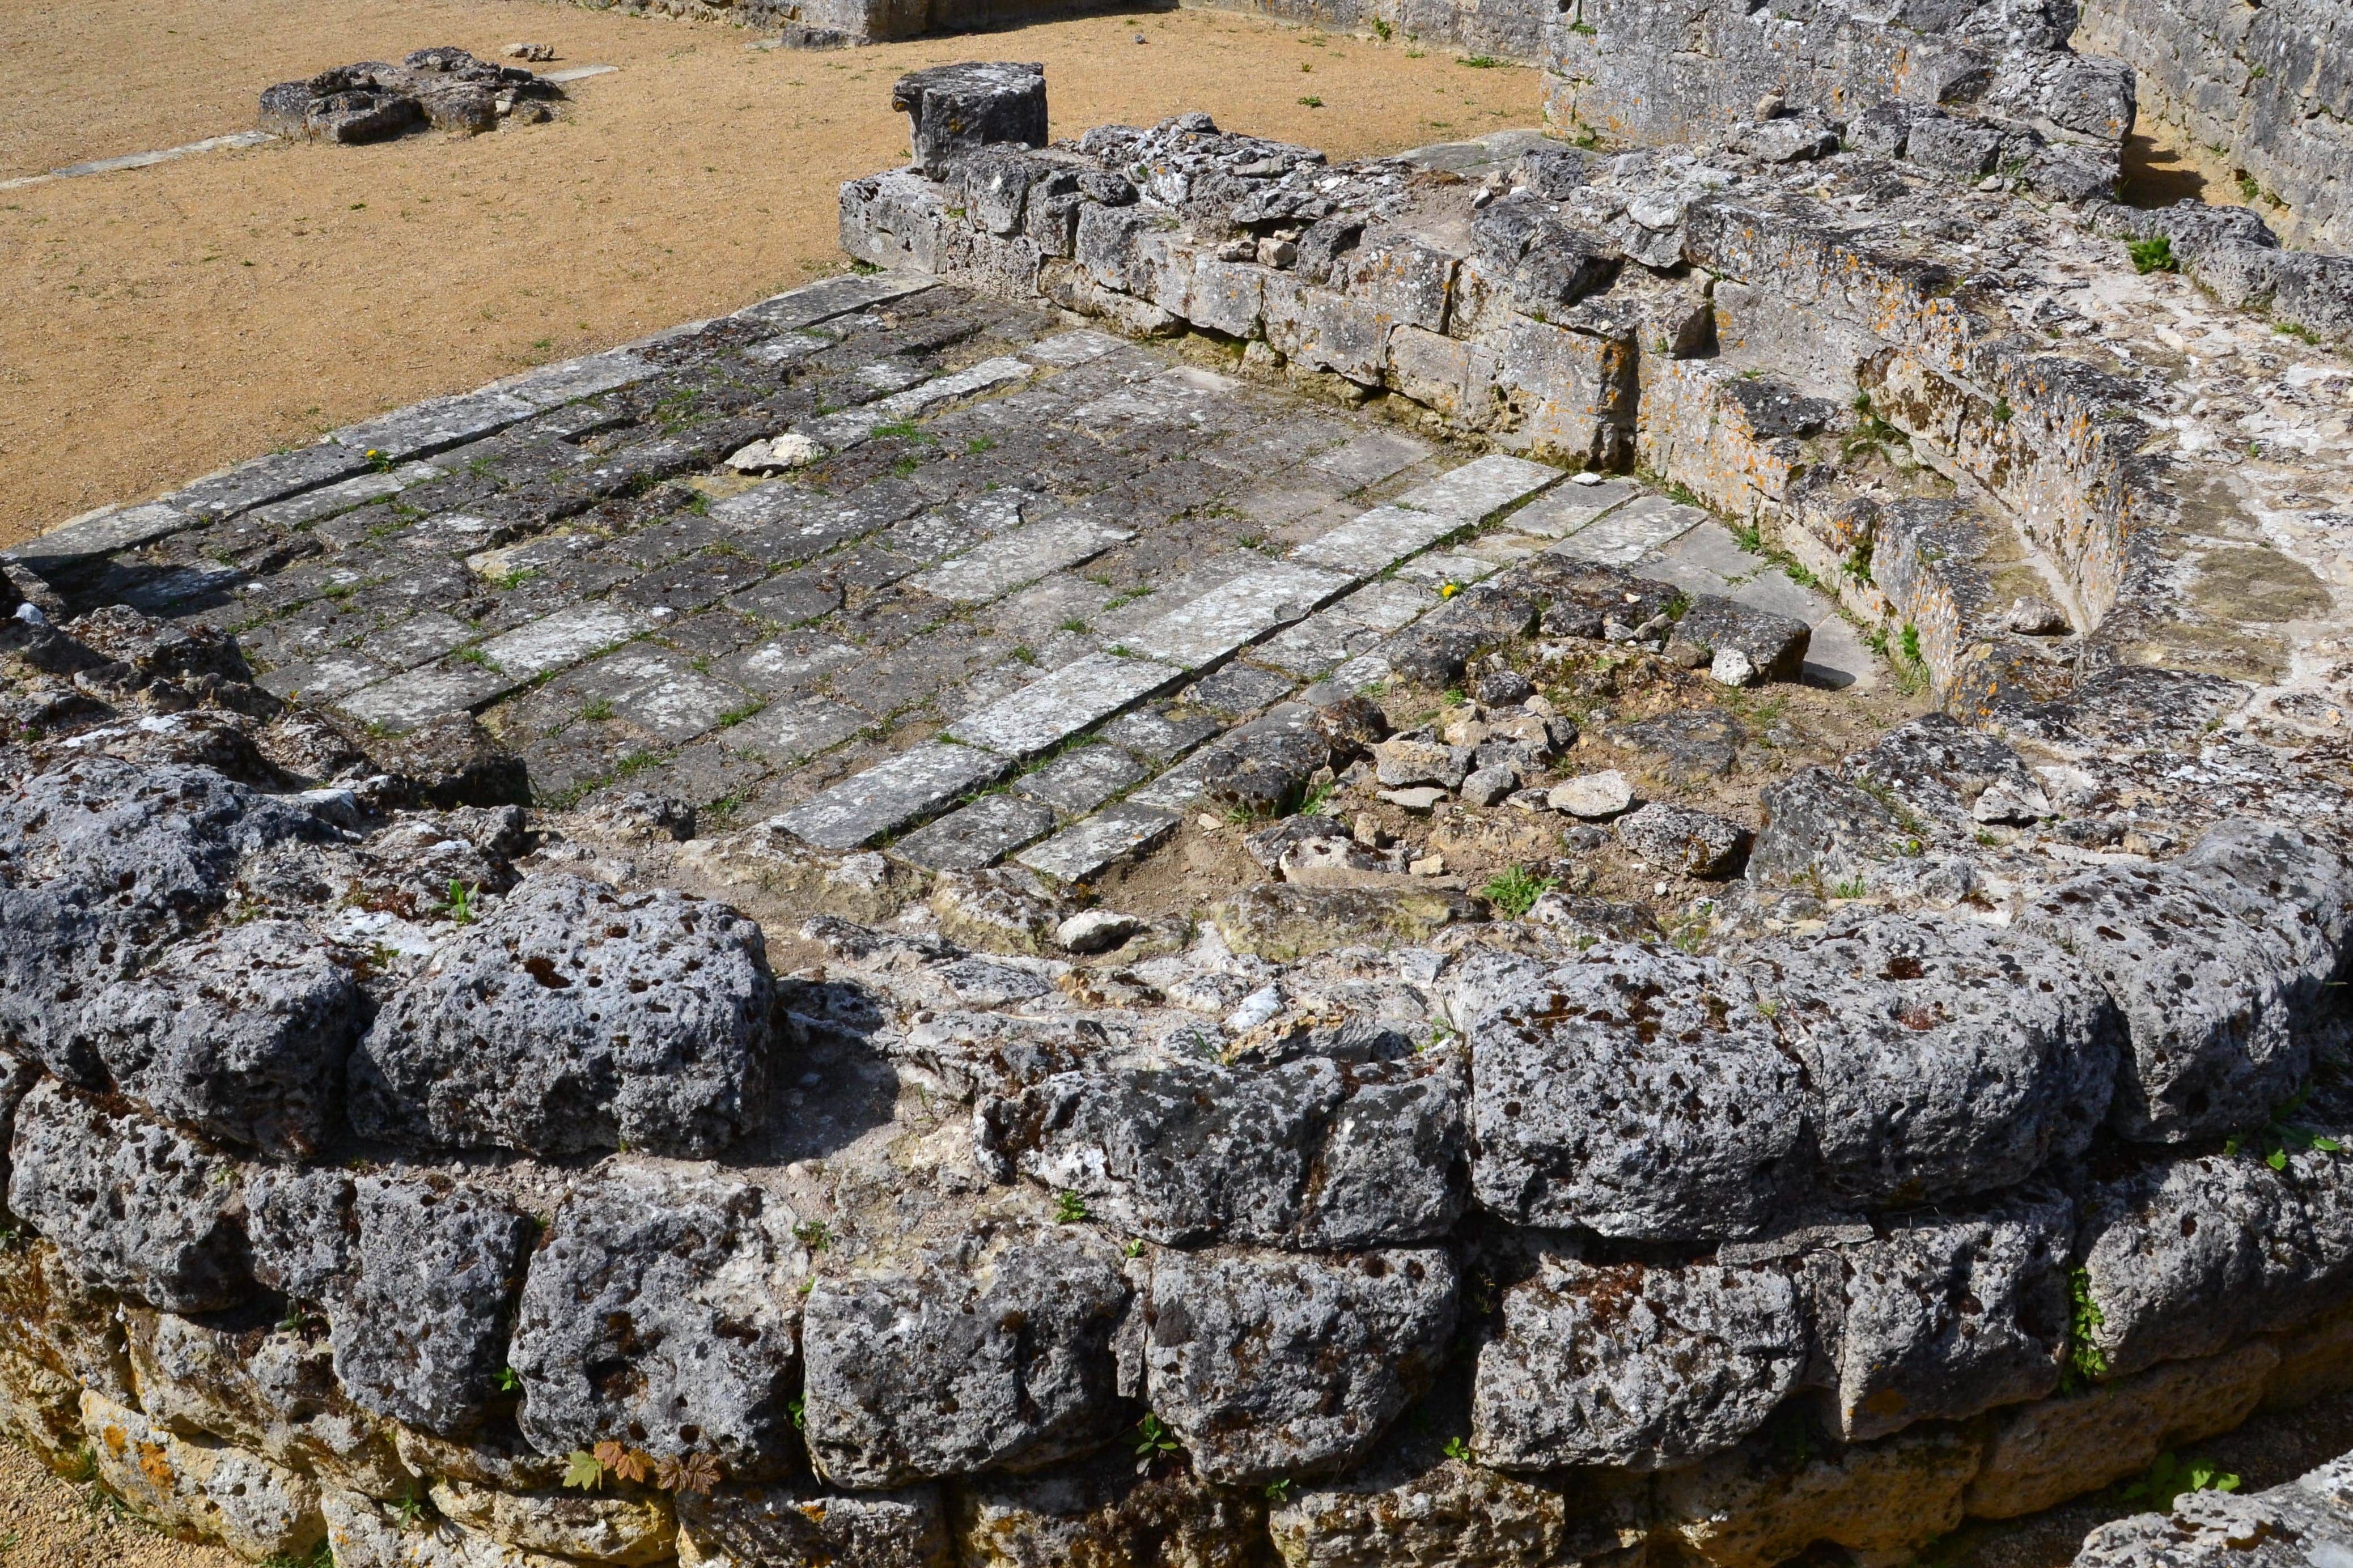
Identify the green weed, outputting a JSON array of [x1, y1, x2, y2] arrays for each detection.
[[1481, 865, 1558, 918], [2128, 235, 2177, 274]]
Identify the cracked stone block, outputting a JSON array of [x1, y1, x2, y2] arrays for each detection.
[[476, 601, 650, 682], [1213, 883, 1477, 961], [330, 1175, 535, 1437], [7, 1081, 246, 1312], [1551, 493, 1707, 563], [892, 793, 1057, 870], [958, 1457, 1269, 1568], [336, 663, 512, 735], [78, 920, 363, 1159], [910, 515, 1134, 602], [427, 1476, 678, 1565], [1473, 1256, 1807, 1472], [802, 1240, 1129, 1488], [976, 1055, 1463, 1248], [1752, 914, 2119, 1206], [82, 1391, 324, 1561], [946, 651, 1181, 758], [350, 874, 774, 1158], [511, 1164, 807, 1475], [774, 742, 1014, 851], [1012, 745, 1147, 817], [2071, 1454, 2353, 1568], [681, 1481, 952, 1568], [1141, 1247, 1457, 1485], [1100, 704, 1225, 763], [1615, 801, 1749, 876], [1468, 943, 1802, 1239], [722, 482, 929, 564], [329, 389, 540, 463], [1016, 802, 1182, 882], [893, 62, 1048, 176], [1123, 563, 1351, 669], [1268, 1449, 1569, 1568], [1674, 594, 1811, 683], [1822, 1193, 2072, 1440], [1748, 766, 1919, 884], [1659, 1424, 1983, 1568], [726, 692, 869, 765], [1198, 724, 1332, 818]]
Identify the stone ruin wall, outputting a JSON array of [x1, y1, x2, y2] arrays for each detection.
[[6, 41, 2353, 1568], [2075, 0, 2353, 252]]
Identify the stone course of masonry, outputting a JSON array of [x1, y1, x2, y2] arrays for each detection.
[[5, 63, 2353, 1568]]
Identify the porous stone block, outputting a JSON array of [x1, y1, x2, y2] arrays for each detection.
[[802, 1241, 1129, 1488], [1473, 1256, 1807, 1472], [1015, 802, 1181, 883], [1141, 1247, 1457, 1484], [892, 793, 1057, 870], [429, 1477, 677, 1566], [1268, 1451, 1568, 1568], [511, 1165, 808, 1475], [681, 1481, 953, 1568], [1212, 883, 1479, 961], [1468, 943, 1802, 1239], [1659, 1425, 1984, 1568], [351, 874, 774, 1158], [960, 1458, 1267, 1568], [1614, 801, 1749, 877], [82, 1391, 325, 1561]]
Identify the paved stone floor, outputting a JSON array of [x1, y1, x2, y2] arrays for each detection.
[[14, 267, 1867, 875]]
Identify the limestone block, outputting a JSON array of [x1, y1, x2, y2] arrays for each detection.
[[840, 169, 951, 274], [1267, 1451, 1568, 1568], [430, 1477, 677, 1567], [351, 873, 775, 1159], [1473, 1257, 1807, 1471], [1660, 1425, 1982, 1568], [1468, 942, 1802, 1239], [1190, 258, 1269, 339], [1494, 316, 1634, 469], [128, 1309, 414, 1499], [2262, 1298, 2353, 1412], [1339, 230, 1459, 334], [802, 1240, 1129, 1488], [1387, 326, 1500, 430], [323, 1488, 577, 1567], [1964, 1342, 2280, 1519], [1614, 801, 1749, 877], [1211, 883, 1481, 962], [510, 1164, 807, 1475], [891, 61, 1047, 177], [83, 1389, 326, 1561], [1264, 275, 1390, 386], [680, 1481, 952, 1568], [1142, 1246, 1456, 1485], [959, 1457, 1266, 1568]]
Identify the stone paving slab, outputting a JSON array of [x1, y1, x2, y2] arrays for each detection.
[[1020, 329, 1126, 367], [1127, 754, 1211, 810], [1101, 705, 1224, 762], [166, 443, 387, 524], [1512, 477, 1642, 538], [1120, 561, 1353, 669], [800, 356, 1036, 448], [736, 268, 935, 330], [892, 794, 1058, 871], [489, 349, 664, 409], [909, 515, 1134, 603], [255, 651, 389, 703], [1398, 454, 1563, 522], [248, 464, 446, 531], [1287, 455, 1557, 576], [336, 663, 511, 734], [3, 502, 195, 573], [725, 693, 871, 764], [477, 602, 651, 681], [944, 651, 1182, 758], [1308, 428, 1436, 488], [1550, 494, 1710, 564], [1014, 746, 1149, 818], [328, 390, 542, 464], [771, 741, 1012, 851], [1015, 802, 1181, 883]]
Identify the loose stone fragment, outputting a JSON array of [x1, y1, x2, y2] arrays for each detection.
[[1213, 883, 1479, 961], [511, 1165, 807, 1474], [1472, 1256, 1807, 1472], [350, 873, 774, 1158], [1142, 1247, 1457, 1484], [1468, 943, 1802, 1239], [1614, 801, 1748, 877], [802, 1240, 1129, 1488], [1547, 768, 1632, 818]]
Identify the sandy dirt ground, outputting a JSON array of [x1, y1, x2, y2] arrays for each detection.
[[0, 0, 1536, 547], [0, 1440, 242, 1568]]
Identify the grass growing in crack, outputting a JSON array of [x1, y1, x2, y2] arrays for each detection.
[[1480, 865, 1557, 918], [2223, 1088, 2343, 1170], [1054, 1191, 1089, 1224]]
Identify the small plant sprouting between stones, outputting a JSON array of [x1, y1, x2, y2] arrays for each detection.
[[2120, 1451, 2239, 1511], [1481, 865, 1558, 919], [1055, 1191, 1090, 1224], [494, 1366, 522, 1392], [1134, 1413, 1181, 1472], [2063, 1265, 2109, 1391], [794, 1219, 833, 1252], [2223, 1089, 2342, 1170], [2129, 235, 2177, 275], [1265, 1477, 1292, 1501], [442, 879, 481, 925], [788, 1396, 807, 1430], [1443, 1435, 1474, 1461]]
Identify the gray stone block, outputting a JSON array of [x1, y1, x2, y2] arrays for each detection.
[[350, 873, 774, 1158], [892, 61, 1048, 177], [1473, 1256, 1805, 1471], [1015, 802, 1181, 883], [946, 651, 1181, 758], [803, 1240, 1129, 1488], [909, 515, 1134, 602], [682, 1481, 953, 1568], [892, 794, 1057, 870], [774, 742, 1014, 851], [512, 1165, 808, 1474], [328, 389, 540, 464], [1123, 563, 1351, 669], [1614, 801, 1749, 877], [1012, 746, 1146, 817], [1468, 943, 1803, 1239], [1142, 1247, 1456, 1484]]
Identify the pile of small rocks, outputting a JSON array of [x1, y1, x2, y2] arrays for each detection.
[[258, 46, 562, 143]]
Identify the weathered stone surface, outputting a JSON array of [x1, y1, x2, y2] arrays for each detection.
[[893, 61, 1048, 177], [1197, 725, 1332, 818], [430, 1476, 677, 1567], [1753, 915, 2118, 1206], [128, 1310, 414, 1500], [77, 920, 363, 1159], [1141, 1247, 1456, 1484], [1017, 803, 1182, 883], [1674, 594, 1810, 683], [892, 793, 1056, 871], [802, 1240, 1129, 1488], [1746, 766, 1920, 885], [1965, 1341, 2280, 1519], [351, 873, 774, 1158], [511, 1165, 807, 1474], [6, 1081, 245, 1311], [244, 1164, 357, 1303], [331, 1175, 535, 1437], [1823, 1195, 2072, 1440], [2071, 1452, 2353, 1568], [929, 866, 1079, 954], [775, 742, 1013, 851], [1213, 883, 1479, 961], [1614, 801, 1749, 877], [322, 1487, 563, 1567], [1373, 735, 1474, 791], [1660, 1425, 1983, 1568], [681, 1480, 953, 1568], [0, 1236, 133, 1468], [977, 1055, 1464, 1248], [1468, 944, 1802, 1239], [1473, 1256, 1806, 1472], [83, 1389, 325, 1559], [1267, 1449, 1567, 1568], [959, 1457, 1267, 1568], [1547, 769, 1631, 818]]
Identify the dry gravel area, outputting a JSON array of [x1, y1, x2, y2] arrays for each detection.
[[0, 1440, 240, 1568], [0, 0, 1534, 548]]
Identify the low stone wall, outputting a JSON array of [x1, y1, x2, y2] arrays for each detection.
[[2076, 0, 2353, 252]]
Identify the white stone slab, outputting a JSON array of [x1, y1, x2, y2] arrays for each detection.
[[249, 463, 443, 530], [329, 390, 540, 463], [725, 694, 870, 763], [1511, 477, 1642, 538], [772, 742, 1013, 851], [946, 652, 1181, 759], [476, 602, 650, 680], [909, 516, 1134, 603], [737, 268, 935, 331], [2, 502, 194, 572], [334, 665, 506, 734], [1122, 562, 1353, 669], [800, 356, 1036, 449], [1021, 329, 1126, 367], [1548, 494, 1710, 565], [491, 349, 663, 409], [1396, 454, 1562, 522], [1288, 505, 1455, 578], [1016, 804, 1182, 883]]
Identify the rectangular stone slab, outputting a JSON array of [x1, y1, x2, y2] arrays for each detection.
[[1016, 803, 1182, 882], [328, 390, 541, 464], [946, 652, 1182, 758], [891, 794, 1058, 871], [910, 515, 1134, 603], [490, 349, 663, 409], [1015, 746, 1148, 817], [736, 268, 936, 330], [477, 602, 652, 682], [3, 502, 195, 575], [1549, 494, 1708, 564], [334, 663, 511, 734], [772, 742, 1013, 851], [724, 694, 870, 764], [1122, 562, 1353, 669]]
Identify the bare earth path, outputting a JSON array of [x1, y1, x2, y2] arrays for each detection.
[[0, 0, 1533, 547]]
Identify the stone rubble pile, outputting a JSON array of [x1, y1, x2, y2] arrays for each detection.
[[259, 47, 563, 142]]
